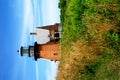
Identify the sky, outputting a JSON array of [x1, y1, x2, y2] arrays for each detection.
[[0, 0, 60, 80]]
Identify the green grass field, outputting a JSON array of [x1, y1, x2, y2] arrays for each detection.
[[57, 0, 120, 80]]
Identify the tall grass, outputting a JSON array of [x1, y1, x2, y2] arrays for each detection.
[[57, 0, 120, 80]]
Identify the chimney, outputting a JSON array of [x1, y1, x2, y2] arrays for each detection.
[[30, 32, 37, 35]]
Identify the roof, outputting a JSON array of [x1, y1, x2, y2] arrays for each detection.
[[35, 28, 50, 44]]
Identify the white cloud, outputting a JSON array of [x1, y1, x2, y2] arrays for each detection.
[[22, 57, 27, 80], [20, 1, 34, 80], [35, 62, 39, 80], [46, 61, 59, 80], [41, 0, 60, 25], [33, 0, 43, 27], [46, 67, 52, 80], [12, 0, 34, 79], [20, 0, 34, 45]]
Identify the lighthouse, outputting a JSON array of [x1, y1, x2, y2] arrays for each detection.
[[18, 23, 61, 61]]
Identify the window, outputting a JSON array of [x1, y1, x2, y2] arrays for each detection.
[[53, 53, 58, 56]]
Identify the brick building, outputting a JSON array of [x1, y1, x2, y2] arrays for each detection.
[[18, 23, 61, 61]]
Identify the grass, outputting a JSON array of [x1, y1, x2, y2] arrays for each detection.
[[57, 0, 120, 80]]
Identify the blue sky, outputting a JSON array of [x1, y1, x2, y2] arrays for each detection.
[[0, 0, 60, 80]]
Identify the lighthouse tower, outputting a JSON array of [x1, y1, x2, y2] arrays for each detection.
[[18, 23, 61, 61], [20, 42, 60, 61]]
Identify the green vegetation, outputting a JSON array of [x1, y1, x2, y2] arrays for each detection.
[[57, 0, 120, 80]]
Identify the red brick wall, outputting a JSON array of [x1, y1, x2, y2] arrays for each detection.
[[38, 42, 60, 61]]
